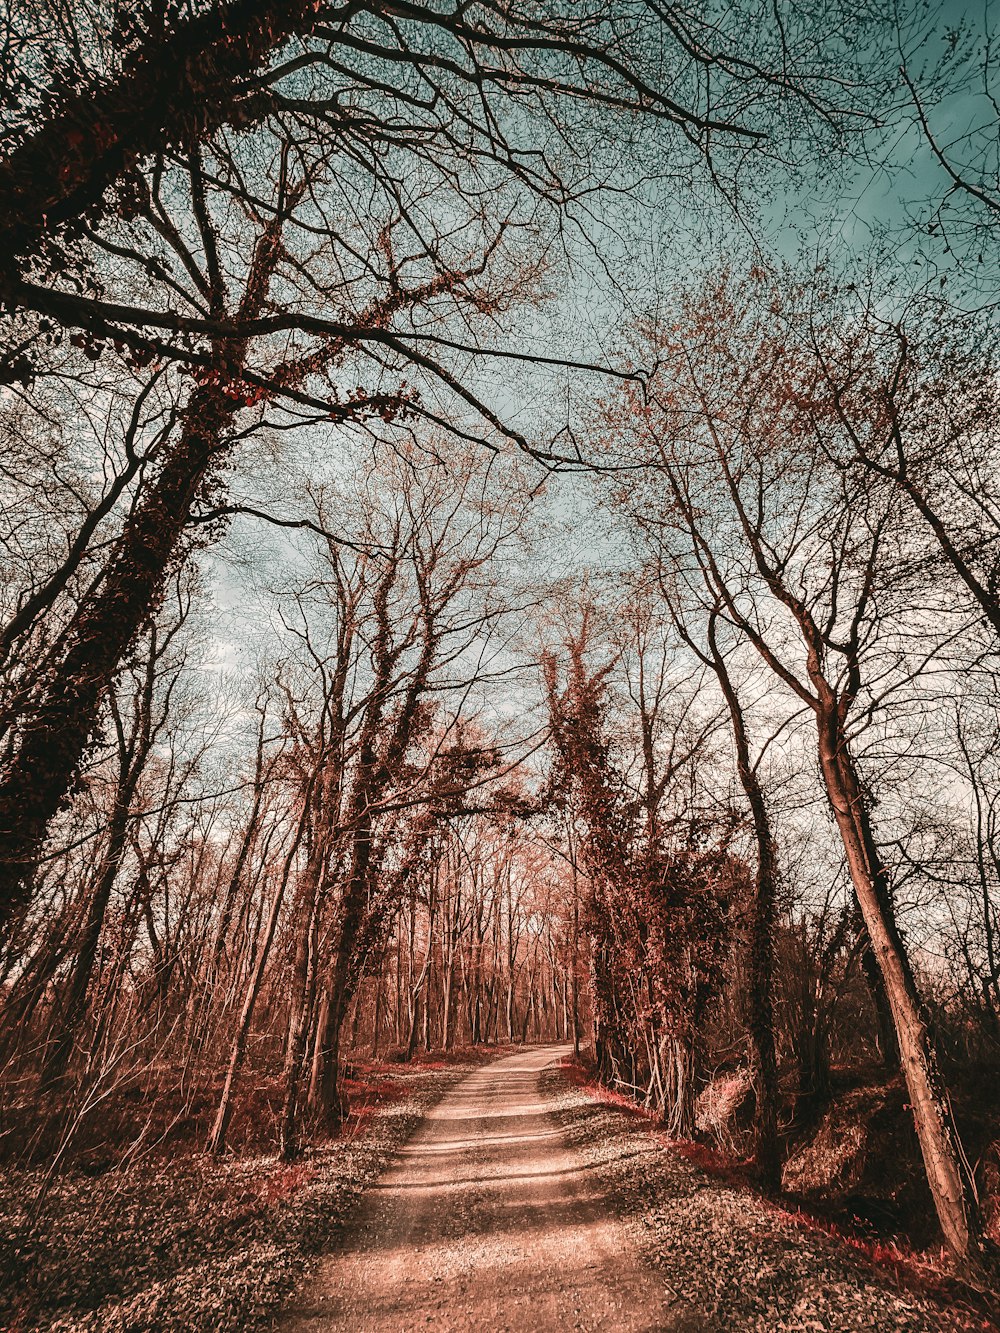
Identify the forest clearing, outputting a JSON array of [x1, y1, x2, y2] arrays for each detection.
[[3, 0, 1000, 1327]]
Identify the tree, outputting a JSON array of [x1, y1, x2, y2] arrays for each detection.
[[646, 568, 782, 1190], [39, 579, 195, 1090], [0, 0, 855, 308], [0, 162, 300, 940], [543, 601, 738, 1133], [0, 0, 875, 939], [811, 300, 1000, 645], [601, 269, 990, 1265]]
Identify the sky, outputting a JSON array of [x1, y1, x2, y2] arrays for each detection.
[[202, 0, 1000, 705]]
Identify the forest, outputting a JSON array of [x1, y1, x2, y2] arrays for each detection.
[[2, 0, 1000, 1325]]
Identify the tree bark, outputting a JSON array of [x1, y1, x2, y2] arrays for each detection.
[[0, 379, 237, 941], [706, 616, 781, 1189], [0, 0, 315, 284], [0, 187, 290, 941], [816, 699, 985, 1263], [208, 788, 309, 1156], [280, 866, 321, 1160]]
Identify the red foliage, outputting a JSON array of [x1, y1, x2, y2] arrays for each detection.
[[669, 1138, 751, 1188], [254, 1162, 318, 1208], [410, 1043, 520, 1070], [558, 1055, 655, 1121], [767, 1205, 998, 1331], [190, 365, 271, 406], [339, 1068, 412, 1142]]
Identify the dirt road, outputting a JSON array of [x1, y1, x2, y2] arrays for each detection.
[[280, 1045, 672, 1331]]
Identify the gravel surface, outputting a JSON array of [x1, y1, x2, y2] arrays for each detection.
[[546, 1068, 997, 1333], [0, 1063, 475, 1332]]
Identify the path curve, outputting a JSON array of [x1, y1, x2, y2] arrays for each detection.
[[280, 1045, 673, 1331]]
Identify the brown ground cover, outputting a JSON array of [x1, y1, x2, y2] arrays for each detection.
[[0, 1053, 492, 1332]]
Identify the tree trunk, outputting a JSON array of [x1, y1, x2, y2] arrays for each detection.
[[816, 702, 985, 1264], [857, 911, 899, 1066], [208, 876, 282, 1157], [370, 974, 383, 1058], [662, 1034, 696, 1138], [441, 954, 454, 1050], [40, 813, 128, 1089], [795, 982, 831, 1122], [313, 818, 381, 1129], [0, 0, 316, 279], [0, 379, 238, 941], [208, 792, 308, 1156], [280, 877, 321, 1161], [708, 621, 780, 1190]]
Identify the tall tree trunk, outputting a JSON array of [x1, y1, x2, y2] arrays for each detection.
[[307, 977, 332, 1109], [0, 202, 287, 942], [0, 378, 238, 941], [40, 641, 164, 1089], [314, 815, 379, 1128], [795, 975, 831, 1122], [280, 874, 321, 1160], [0, 0, 316, 279], [707, 619, 780, 1191], [816, 701, 985, 1264], [41, 804, 130, 1089], [208, 789, 309, 1156], [193, 713, 270, 1050], [370, 973, 383, 1058], [857, 911, 899, 1066], [661, 1033, 696, 1138], [441, 951, 454, 1050], [571, 894, 581, 1057], [403, 904, 434, 1065]]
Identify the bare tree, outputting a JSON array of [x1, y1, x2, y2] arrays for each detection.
[[601, 270, 990, 1265]]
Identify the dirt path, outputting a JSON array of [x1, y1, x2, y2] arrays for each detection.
[[279, 1044, 672, 1331]]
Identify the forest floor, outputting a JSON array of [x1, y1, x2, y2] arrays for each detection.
[[3, 1046, 996, 1331], [549, 1060, 999, 1333], [0, 1053, 488, 1332], [279, 1045, 996, 1333]]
